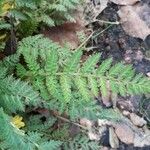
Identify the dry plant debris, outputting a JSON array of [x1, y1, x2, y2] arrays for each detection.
[[42, 7, 86, 49], [118, 3, 150, 40], [110, 0, 140, 5]]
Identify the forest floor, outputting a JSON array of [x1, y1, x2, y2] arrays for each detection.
[[85, 0, 150, 150], [42, 0, 150, 149], [86, 1, 150, 149]]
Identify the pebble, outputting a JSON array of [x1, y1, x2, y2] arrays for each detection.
[[115, 123, 134, 144], [130, 113, 147, 127], [109, 127, 119, 149], [134, 133, 150, 147], [122, 110, 130, 116], [88, 131, 99, 141], [80, 118, 93, 129], [146, 72, 150, 77], [98, 119, 111, 126]]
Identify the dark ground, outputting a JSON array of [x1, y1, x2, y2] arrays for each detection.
[[87, 1, 150, 150]]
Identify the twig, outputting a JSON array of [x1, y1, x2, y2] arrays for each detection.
[[76, 24, 113, 51], [92, 24, 113, 39], [88, 19, 120, 25], [56, 115, 88, 130]]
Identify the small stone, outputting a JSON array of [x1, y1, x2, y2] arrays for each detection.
[[115, 123, 134, 144], [99, 126, 107, 137], [100, 147, 109, 150], [80, 118, 93, 129], [122, 110, 130, 116], [134, 133, 150, 147], [88, 131, 99, 141], [146, 72, 150, 77], [124, 56, 132, 63], [109, 127, 119, 149], [135, 50, 143, 61], [98, 119, 111, 126], [130, 113, 147, 127]]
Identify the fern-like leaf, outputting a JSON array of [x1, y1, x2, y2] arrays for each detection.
[[81, 53, 100, 73], [17, 35, 150, 103]]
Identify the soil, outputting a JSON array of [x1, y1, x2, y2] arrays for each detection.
[[86, 1, 150, 149]]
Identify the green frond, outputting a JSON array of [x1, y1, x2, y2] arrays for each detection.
[[0, 67, 7, 79], [0, 54, 19, 69], [0, 74, 41, 112], [41, 15, 55, 26], [0, 94, 25, 113], [88, 77, 99, 97], [50, 125, 70, 141], [63, 134, 100, 150], [60, 75, 71, 102], [49, 4, 67, 12], [32, 76, 50, 100], [45, 50, 58, 74], [64, 50, 82, 72], [98, 107, 123, 121], [74, 76, 90, 101], [24, 54, 40, 75], [26, 115, 56, 132], [17, 35, 150, 103], [68, 96, 100, 120], [0, 22, 11, 30], [0, 108, 62, 150], [60, 0, 77, 9], [0, 108, 35, 150], [99, 77, 108, 97], [119, 64, 134, 80], [109, 62, 124, 77], [16, 64, 28, 78], [19, 18, 39, 37], [39, 141, 62, 150], [10, 10, 27, 20], [46, 76, 63, 101], [97, 58, 113, 75], [81, 53, 100, 73]]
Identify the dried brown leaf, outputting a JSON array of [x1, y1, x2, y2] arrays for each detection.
[[118, 4, 150, 40], [42, 7, 86, 49], [84, 0, 109, 22], [110, 0, 139, 5], [97, 0, 109, 15]]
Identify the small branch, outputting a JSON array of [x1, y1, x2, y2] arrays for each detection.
[[92, 24, 113, 39], [55, 115, 88, 130], [88, 19, 120, 25], [76, 24, 113, 50]]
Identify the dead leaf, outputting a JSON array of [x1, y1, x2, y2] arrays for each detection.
[[84, 0, 109, 22], [101, 80, 112, 107], [115, 123, 134, 144], [42, 7, 86, 49], [110, 0, 139, 5], [118, 3, 150, 40], [97, 0, 109, 15], [130, 113, 147, 127]]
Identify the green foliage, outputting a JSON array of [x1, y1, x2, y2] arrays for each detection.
[[0, 0, 80, 35], [0, 54, 19, 69], [17, 35, 150, 103], [0, 35, 150, 149], [0, 1, 131, 149], [63, 134, 101, 150], [25, 114, 56, 132], [0, 108, 62, 150], [0, 68, 41, 113]]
